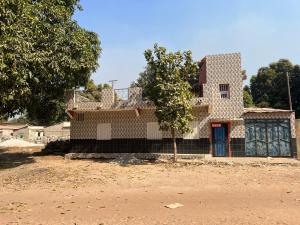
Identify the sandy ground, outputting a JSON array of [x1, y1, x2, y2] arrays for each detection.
[[0, 148, 300, 225]]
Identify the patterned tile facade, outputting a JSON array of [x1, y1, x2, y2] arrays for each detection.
[[69, 53, 296, 156], [70, 53, 246, 140]]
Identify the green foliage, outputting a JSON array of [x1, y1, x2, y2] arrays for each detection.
[[250, 59, 300, 117], [0, 0, 101, 125], [243, 85, 254, 108], [80, 79, 110, 101], [130, 65, 155, 99], [143, 44, 199, 136]]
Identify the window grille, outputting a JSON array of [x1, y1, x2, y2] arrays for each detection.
[[219, 84, 230, 99], [76, 113, 84, 121]]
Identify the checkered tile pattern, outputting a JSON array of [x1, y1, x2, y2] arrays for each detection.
[[70, 53, 295, 141]]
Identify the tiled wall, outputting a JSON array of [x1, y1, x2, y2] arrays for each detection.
[[71, 53, 246, 140], [203, 53, 244, 119], [71, 108, 211, 139]]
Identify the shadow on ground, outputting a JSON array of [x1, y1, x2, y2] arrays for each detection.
[[0, 148, 36, 170], [89, 157, 161, 167]]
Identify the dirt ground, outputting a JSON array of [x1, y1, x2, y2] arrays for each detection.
[[0, 148, 300, 225]]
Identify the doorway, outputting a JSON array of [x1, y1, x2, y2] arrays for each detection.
[[212, 123, 228, 157]]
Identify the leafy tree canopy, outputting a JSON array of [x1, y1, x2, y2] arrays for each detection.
[[250, 59, 300, 117], [0, 0, 101, 125], [143, 44, 199, 161], [243, 85, 254, 108], [80, 79, 110, 102]]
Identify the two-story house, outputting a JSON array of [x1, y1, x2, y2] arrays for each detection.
[[66, 53, 297, 158]]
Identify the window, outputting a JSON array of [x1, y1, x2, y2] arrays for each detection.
[[97, 123, 111, 140], [76, 112, 84, 121], [147, 122, 162, 140], [219, 84, 230, 99]]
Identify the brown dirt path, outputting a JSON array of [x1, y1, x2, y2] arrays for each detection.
[[0, 149, 300, 225]]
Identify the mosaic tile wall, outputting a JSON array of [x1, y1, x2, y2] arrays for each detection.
[[71, 53, 246, 140], [204, 53, 244, 119], [70, 53, 295, 142], [71, 109, 211, 139]]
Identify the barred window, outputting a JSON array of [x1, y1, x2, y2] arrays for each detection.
[[219, 84, 230, 99], [76, 112, 84, 121]]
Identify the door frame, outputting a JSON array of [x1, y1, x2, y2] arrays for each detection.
[[210, 122, 231, 157]]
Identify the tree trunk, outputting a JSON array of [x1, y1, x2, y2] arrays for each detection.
[[171, 128, 177, 162]]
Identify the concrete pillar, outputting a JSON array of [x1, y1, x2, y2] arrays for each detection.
[[296, 119, 300, 160]]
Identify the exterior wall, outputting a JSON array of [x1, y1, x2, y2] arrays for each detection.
[[203, 53, 244, 120], [14, 127, 29, 140], [71, 109, 210, 140], [44, 122, 70, 138], [70, 53, 295, 157], [14, 126, 44, 142], [70, 109, 211, 154], [199, 53, 245, 139], [70, 53, 245, 154], [28, 128, 44, 141], [1, 129, 14, 137]]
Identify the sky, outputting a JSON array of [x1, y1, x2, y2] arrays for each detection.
[[74, 0, 300, 88]]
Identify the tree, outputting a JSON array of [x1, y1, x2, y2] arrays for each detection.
[[0, 0, 101, 125], [243, 85, 254, 108], [250, 59, 300, 117], [144, 44, 199, 162], [80, 79, 110, 101], [130, 66, 155, 99]]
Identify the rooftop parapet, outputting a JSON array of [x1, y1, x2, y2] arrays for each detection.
[[65, 87, 209, 111]]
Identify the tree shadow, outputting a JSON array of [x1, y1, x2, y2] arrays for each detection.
[[89, 157, 162, 167], [0, 148, 36, 170]]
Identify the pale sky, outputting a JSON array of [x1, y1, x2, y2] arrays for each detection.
[[74, 0, 300, 88]]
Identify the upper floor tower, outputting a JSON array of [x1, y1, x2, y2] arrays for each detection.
[[198, 53, 244, 119]]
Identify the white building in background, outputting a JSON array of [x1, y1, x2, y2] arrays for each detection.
[[14, 126, 44, 142], [0, 124, 27, 139], [44, 122, 70, 141]]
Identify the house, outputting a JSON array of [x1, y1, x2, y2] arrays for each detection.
[[44, 122, 70, 141], [66, 53, 297, 157], [0, 123, 27, 139], [14, 126, 44, 142]]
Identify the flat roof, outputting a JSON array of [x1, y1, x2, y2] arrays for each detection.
[[0, 123, 27, 130], [244, 107, 292, 113]]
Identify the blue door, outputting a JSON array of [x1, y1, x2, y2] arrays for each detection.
[[213, 127, 227, 156]]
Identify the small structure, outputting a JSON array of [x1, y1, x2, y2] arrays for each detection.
[[14, 126, 44, 142], [44, 122, 70, 141], [65, 53, 297, 158], [0, 123, 27, 139]]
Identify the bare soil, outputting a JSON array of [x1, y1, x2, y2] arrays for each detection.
[[0, 148, 300, 225]]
